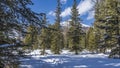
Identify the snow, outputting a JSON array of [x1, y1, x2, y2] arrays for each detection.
[[81, 23, 90, 27], [0, 44, 15, 48], [61, 20, 90, 27], [19, 50, 120, 68]]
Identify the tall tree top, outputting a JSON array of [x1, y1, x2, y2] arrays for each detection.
[[55, 0, 62, 29], [71, 0, 81, 26], [73, 0, 77, 7]]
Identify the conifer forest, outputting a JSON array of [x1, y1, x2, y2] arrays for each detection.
[[0, 0, 120, 68]]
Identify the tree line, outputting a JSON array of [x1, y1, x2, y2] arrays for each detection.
[[23, 0, 120, 59], [23, 0, 83, 55]]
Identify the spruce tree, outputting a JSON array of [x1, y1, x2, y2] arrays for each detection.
[[38, 14, 52, 55], [94, 0, 120, 58], [23, 25, 38, 50], [39, 28, 51, 55], [0, 0, 48, 67], [67, 0, 82, 55], [86, 27, 99, 53], [51, 0, 64, 54], [0, 31, 5, 44], [93, 0, 108, 53], [0, 0, 45, 67], [104, 0, 120, 58]]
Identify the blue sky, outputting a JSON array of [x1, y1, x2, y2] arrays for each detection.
[[29, 0, 95, 26]]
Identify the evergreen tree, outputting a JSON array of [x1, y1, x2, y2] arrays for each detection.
[[93, 0, 104, 52], [0, 0, 45, 67], [0, 0, 50, 67], [23, 25, 38, 50], [38, 14, 52, 55], [94, 0, 120, 58], [0, 31, 6, 44], [67, 0, 82, 55], [86, 27, 99, 53], [104, 0, 120, 58], [80, 27, 88, 49], [39, 28, 51, 55], [93, 0, 108, 53], [51, 0, 64, 54]]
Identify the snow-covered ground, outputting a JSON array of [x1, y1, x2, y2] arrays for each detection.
[[19, 50, 120, 68], [0, 44, 15, 47]]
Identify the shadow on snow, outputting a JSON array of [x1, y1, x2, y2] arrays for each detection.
[[19, 55, 120, 68]]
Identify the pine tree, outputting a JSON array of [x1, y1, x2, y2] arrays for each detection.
[[104, 0, 120, 58], [67, 0, 82, 55], [86, 27, 99, 53], [23, 25, 38, 50], [93, 0, 108, 53], [39, 28, 51, 55], [51, 0, 64, 54], [0, 0, 48, 67], [93, 1, 104, 52], [0, 31, 6, 44], [0, 0, 45, 67], [38, 14, 52, 55], [80, 27, 88, 49], [94, 0, 120, 58]]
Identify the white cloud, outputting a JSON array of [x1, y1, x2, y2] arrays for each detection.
[[61, 0, 67, 4], [60, 7, 71, 17], [48, 11, 55, 16], [49, 0, 95, 20], [77, 0, 94, 15], [87, 10, 95, 20], [61, 0, 95, 18]]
